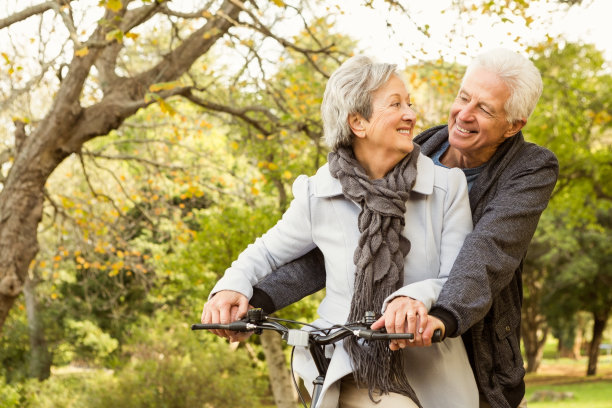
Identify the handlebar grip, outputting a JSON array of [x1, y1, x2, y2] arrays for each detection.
[[376, 333, 415, 340], [191, 321, 251, 331], [432, 328, 442, 343], [356, 331, 414, 340], [356, 329, 442, 342]]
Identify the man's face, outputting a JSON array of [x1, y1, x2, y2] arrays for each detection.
[[448, 68, 521, 166]]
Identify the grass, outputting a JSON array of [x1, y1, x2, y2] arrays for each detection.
[[524, 356, 612, 408]]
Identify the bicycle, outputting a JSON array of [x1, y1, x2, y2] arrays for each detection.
[[192, 308, 442, 408]]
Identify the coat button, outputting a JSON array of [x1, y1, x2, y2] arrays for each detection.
[[505, 326, 511, 333]]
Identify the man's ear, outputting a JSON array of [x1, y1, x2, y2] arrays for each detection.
[[348, 113, 367, 138], [504, 119, 526, 138]]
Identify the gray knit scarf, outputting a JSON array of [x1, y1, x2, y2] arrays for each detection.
[[328, 144, 422, 407]]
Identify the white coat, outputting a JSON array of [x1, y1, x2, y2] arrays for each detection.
[[212, 153, 479, 407]]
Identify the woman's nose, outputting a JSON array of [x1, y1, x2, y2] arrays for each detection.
[[402, 106, 416, 121]]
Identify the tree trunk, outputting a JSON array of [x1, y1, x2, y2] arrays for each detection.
[[520, 264, 549, 373], [0, 162, 47, 331], [523, 323, 548, 373], [260, 330, 297, 408], [24, 271, 51, 380], [586, 310, 609, 375], [570, 326, 584, 360]]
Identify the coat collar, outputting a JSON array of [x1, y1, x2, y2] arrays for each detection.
[[312, 153, 435, 198]]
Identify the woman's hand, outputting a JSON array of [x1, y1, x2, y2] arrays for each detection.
[[201, 290, 252, 342], [370, 296, 444, 349]]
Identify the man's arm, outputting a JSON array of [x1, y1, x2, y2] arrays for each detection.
[[430, 145, 559, 337], [250, 247, 326, 313]]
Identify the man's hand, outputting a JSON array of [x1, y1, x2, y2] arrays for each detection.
[[370, 296, 445, 349], [201, 290, 252, 342]]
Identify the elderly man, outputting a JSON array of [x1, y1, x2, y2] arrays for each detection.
[[203, 48, 559, 408]]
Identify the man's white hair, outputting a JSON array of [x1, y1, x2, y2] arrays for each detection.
[[463, 48, 543, 123]]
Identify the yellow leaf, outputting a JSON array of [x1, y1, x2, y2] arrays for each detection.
[[149, 81, 181, 92], [105, 0, 123, 12], [272, 0, 285, 6], [75, 47, 89, 57], [148, 93, 176, 116], [125, 32, 139, 40], [105, 29, 123, 43]]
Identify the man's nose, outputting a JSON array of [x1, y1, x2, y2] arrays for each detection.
[[457, 101, 477, 121]]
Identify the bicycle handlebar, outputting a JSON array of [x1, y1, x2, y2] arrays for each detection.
[[191, 309, 442, 344]]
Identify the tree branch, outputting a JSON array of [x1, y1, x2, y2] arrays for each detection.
[[180, 88, 278, 135], [226, 0, 334, 77], [0, 1, 56, 30]]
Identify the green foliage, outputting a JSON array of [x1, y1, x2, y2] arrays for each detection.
[[528, 42, 612, 228], [0, 368, 23, 407], [56, 319, 118, 366], [523, 41, 612, 357], [98, 311, 268, 408], [0, 301, 30, 382], [155, 202, 281, 316], [8, 311, 268, 408]]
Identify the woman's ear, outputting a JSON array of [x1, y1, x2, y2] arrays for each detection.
[[348, 113, 367, 138]]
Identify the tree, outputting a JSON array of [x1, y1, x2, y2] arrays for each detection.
[[523, 41, 612, 375], [0, 0, 345, 332]]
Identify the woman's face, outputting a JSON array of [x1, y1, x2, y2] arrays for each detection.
[[357, 75, 416, 160]]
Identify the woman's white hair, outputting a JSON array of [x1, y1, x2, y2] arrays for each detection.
[[464, 48, 543, 123], [321, 55, 399, 150]]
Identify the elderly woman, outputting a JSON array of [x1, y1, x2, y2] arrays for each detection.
[[203, 55, 478, 407]]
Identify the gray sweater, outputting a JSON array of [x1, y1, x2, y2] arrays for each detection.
[[251, 125, 559, 408]]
